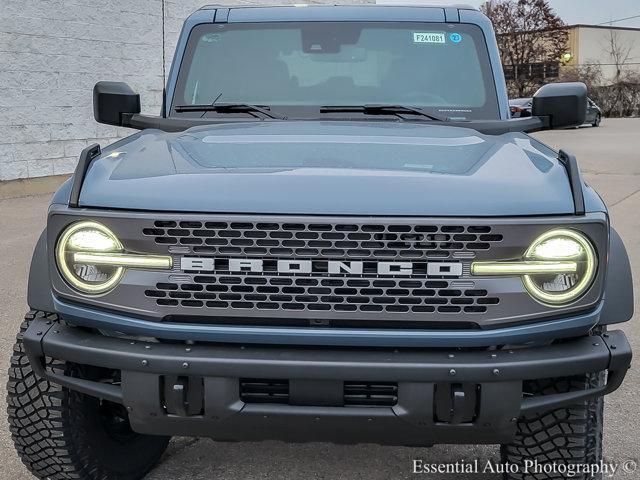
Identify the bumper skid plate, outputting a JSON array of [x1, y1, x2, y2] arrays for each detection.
[[22, 317, 631, 446]]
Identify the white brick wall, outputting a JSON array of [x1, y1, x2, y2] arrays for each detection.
[[0, 0, 372, 181]]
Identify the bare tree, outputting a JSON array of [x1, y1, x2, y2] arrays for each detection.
[[606, 30, 634, 83], [627, 72, 640, 117], [560, 31, 640, 118], [603, 30, 637, 116], [559, 63, 603, 88], [559, 62, 611, 114], [481, 0, 568, 97]]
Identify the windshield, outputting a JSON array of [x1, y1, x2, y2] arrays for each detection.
[[172, 22, 499, 120]]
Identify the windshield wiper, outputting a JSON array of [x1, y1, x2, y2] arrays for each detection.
[[320, 104, 446, 122], [174, 103, 286, 120]]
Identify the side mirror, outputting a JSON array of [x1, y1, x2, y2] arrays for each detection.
[[532, 82, 587, 129], [93, 81, 141, 126]]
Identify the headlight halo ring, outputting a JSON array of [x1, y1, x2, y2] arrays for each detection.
[[522, 228, 597, 306], [55, 221, 125, 294]]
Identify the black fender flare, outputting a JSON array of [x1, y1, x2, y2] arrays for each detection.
[[600, 227, 634, 325], [27, 229, 54, 312]]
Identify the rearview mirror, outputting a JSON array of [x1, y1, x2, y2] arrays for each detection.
[[93, 81, 141, 126], [532, 82, 587, 129]]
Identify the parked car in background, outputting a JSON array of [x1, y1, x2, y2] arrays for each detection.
[[510, 97, 602, 127], [509, 97, 532, 118], [586, 98, 603, 127]]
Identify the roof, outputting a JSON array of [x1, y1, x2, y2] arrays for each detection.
[[497, 23, 640, 36], [200, 3, 478, 11], [567, 24, 640, 32], [192, 4, 485, 24]]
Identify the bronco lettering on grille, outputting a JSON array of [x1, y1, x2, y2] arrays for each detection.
[[180, 258, 463, 277]]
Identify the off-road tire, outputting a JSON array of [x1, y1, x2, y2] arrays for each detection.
[[501, 375, 604, 480], [7, 310, 170, 480]]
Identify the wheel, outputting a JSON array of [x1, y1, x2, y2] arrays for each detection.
[[7, 311, 170, 480], [592, 114, 601, 127], [501, 375, 604, 480]]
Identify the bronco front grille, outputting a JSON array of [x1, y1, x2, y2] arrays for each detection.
[[143, 221, 503, 259], [142, 220, 503, 318], [51, 209, 607, 329], [145, 278, 499, 314]]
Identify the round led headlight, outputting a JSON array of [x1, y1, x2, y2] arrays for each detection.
[[55, 221, 125, 294], [522, 229, 597, 305]]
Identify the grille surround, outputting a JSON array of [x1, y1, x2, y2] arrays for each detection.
[[48, 208, 609, 332]]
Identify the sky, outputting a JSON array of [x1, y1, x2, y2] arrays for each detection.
[[376, 0, 640, 28]]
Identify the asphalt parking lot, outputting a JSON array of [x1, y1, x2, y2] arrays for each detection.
[[0, 118, 638, 479]]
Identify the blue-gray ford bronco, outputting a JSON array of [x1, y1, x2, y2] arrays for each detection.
[[8, 5, 634, 480]]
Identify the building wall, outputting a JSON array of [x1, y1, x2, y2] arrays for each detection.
[[566, 26, 640, 85], [0, 0, 371, 182]]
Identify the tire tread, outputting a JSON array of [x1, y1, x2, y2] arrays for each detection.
[[501, 375, 604, 480], [7, 310, 168, 480]]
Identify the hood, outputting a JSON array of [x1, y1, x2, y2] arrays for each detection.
[[80, 121, 574, 216]]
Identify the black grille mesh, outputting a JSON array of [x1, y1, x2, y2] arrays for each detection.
[[239, 379, 289, 404], [344, 382, 398, 406], [145, 277, 499, 314], [142, 220, 502, 318], [143, 221, 503, 260], [239, 379, 398, 407]]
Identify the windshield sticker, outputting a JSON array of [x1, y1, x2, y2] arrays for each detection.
[[201, 33, 221, 43], [449, 33, 463, 44], [413, 32, 446, 44]]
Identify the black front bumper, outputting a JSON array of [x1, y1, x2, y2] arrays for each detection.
[[22, 317, 631, 446]]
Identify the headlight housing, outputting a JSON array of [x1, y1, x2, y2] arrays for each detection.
[[471, 228, 597, 306], [522, 229, 597, 305], [55, 221, 125, 294], [55, 221, 172, 294]]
